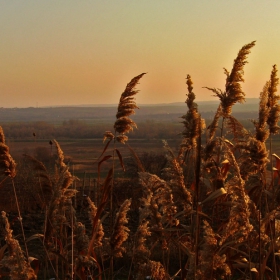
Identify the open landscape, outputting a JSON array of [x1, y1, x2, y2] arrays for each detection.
[[1, 41, 280, 280], [2, 0, 280, 278]]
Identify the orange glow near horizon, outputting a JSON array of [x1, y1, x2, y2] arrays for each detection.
[[0, 1, 280, 107]]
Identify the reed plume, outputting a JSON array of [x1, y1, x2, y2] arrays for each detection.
[[207, 104, 222, 141], [236, 138, 268, 180], [136, 260, 168, 280], [139, 172, 178, 229], [0, 211, 37, 280], [23, 154, 52, 206], [139, 173, 163, 232], [205, 41, 256, 116], [133, 220, 151, 264], [181, 75, 204, 150], [267, 64, 280, 134], [110, 198, 131, 257], [113, 73, 146, 143], [200, 220, 231, 279], [163, 141, 192, 212], [44, 140, 76, 247], [219, 148, 253, 245], [0, 126, 16, 178], [253, 81, 270, 142], [87, 197, 104, 248]]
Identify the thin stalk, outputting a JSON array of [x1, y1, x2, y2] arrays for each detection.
[[71, 205, 74, 280], [217, 117, 225, 164], [258, 192, 262, 280], [109, 134, 117, 280], [11, 179, 29, 259], [55, 236, 58, 278], [194, 118, 202, 278], [73, 164, 77, 209], [269, 134, 278, 279], [270, 135, 275, 209], [248, 243, 252, 280]]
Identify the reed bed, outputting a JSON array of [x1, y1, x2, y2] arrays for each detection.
[[1, 42, 280, 280]]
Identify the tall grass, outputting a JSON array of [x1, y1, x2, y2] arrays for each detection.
[[1, 42, 280, 280]]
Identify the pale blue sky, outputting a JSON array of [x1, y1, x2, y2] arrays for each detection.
[[0, 1, 280, 107]]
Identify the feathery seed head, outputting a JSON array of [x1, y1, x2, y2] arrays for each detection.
[[181, 75, 203, 150], [186, 74, 193, 94], [205, 41, 256, 116], [116, 135, 128, 144], [0, 127, 16, 178], [267, 64, 280, 134], [103, 131, 114, 142], [110, 199, 131, 257], [113, 73, 146, 143]]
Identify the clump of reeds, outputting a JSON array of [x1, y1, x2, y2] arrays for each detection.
[[163, 141, 192, 212], [0, 211, 37, 280], [44, 140, 77, 246], [131, 220, 151, 266], [199, 220, 231, 279], [0, 126, 16, 178], [219, 147, 253, 245], [87, 197, 104, 249], [139, 172, 178, 230], [110, 198, 131, 257], [23, 154, 52, 207], [136, 260, 168, 280]]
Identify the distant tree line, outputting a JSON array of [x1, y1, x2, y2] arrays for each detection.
[[1, 118, 256, 140]]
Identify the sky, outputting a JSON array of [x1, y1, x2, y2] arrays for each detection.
[[1, 1, 280, 108]]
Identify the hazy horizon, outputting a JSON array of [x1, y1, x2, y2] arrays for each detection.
[[1, 1, 280, 107], [0, 97, 261, 109]]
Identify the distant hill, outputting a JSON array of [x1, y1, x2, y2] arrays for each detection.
[[0, 98, 260, 123]]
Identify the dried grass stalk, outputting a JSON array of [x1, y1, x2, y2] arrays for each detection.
[[0, 126, 16, 178], [136, 260, 168, 280], [181, 75, 204, 150], [44, 140, 77, 246], [114, 73, 146, 143], [205, 41, 256, 116], [87, 197, 104, 248], [253, 81, 270, 142], [133, 220, 151, 264], [0, 211, 37, 280], [267, 65, 280, 134], [139, 172, 178, 229], [110, 198, 131, 257], [199, 221, 231, 279], [220, 148, 253, 245]]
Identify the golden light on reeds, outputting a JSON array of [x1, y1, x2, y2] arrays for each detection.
[[114, 73, 146, 143], [205, 41, 256, 116], [0, 126, 16, 178]]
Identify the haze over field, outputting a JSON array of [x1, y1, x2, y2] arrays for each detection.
[[1, 1, 280, 107]]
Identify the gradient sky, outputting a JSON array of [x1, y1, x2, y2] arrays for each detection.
[[1, 1, 280, 107]]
